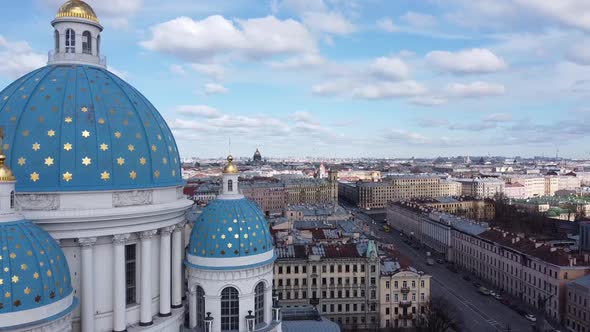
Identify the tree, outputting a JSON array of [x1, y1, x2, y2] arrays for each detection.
[[417, 297, 464, 332]]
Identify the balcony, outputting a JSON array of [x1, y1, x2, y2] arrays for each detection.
[[399, 300, 412, 308], [400, 287, 410, 294], [48, 50, 107, 67]]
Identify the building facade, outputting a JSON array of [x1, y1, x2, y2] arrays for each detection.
[[379, 269, 431, 329], [455, 178, 505, 199], [284, 175, 338, 206], [565, 275, 590, 332]]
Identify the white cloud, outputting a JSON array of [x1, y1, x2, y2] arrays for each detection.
[[270, 53, 326, 69], [169, 64, 187, 76], [376, 17, 398, 32], [515, 0, 590, 32], [566, 43, 590, 65], [410, 96, 448, 107], [203, 83, 229, 94], [141, 15, 317, 61], [353, 81, 427, 99], [175, 105, 222, 118], [312, 80, 354, 96], [484, 112, 513, 122], [426, 48, 508, 74], [446, 81, 506, 98], [41, 0, 142, 28], [190, 63, 226, 80], [0, 35, 45, 79], [401, 11, 437, 28], [303, 11, 356, 35], [369, 56, 409, 80]]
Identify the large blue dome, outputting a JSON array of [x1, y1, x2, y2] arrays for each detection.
[[189, 198, 274, 258], [0, 219, 74, 315], [0, 64, 183, 192]]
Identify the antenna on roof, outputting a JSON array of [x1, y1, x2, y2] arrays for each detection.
[[228, 137, 232, 155]]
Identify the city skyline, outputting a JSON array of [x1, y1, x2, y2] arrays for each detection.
[[1, 1, 590, 158]]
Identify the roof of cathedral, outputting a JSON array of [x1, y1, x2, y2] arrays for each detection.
[[0, 64, 183, 192], [56, 0, 99, 23], [0, 219, 73, 317], [188, 198, 274, 258]]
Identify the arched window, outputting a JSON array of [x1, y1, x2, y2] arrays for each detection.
[[82, 31, 91, 54], [196, 286, 205, 330], [54, 30, 60, 53], [65, 29, 75, 53], [255, 282, 265, 326], [221, 287, 239, 331], [97, 35, 101, 56], [10, 191, 14, 209], [228, 180, 233, 192]]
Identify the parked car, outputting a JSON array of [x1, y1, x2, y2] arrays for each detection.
[[436, 258, 445, 264], [478, 287, 490, 295], [525, 314, 537, 322], [462, 275, 471, 281], [493, 294, 502, 301], [489, 290, 496, 297], [473, 282, 481, 288], [426, 258, 435, 266]]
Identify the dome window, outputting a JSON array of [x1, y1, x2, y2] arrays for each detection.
[[255, 282, 265, 326], [97, 35, 100, 56], [65, 28, 75, 53], [196, 286, 206, 330], [228, 179, 233, 192], [10, 190, 14, 208], [221, 287, 239, 331], [54, 30, 60, 53], [82, 31, 92, 54]]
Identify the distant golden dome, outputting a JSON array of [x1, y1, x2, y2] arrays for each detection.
[[223, 155, 239, 174], [0, 154, 15, 182], [56, 0, 99, 23]]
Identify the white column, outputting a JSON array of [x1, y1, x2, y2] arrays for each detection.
[[140, 230, 157, 326], [239, 293, 255, 332], [172, 222, 184, 309], [159, 226, 174, 317], [205, 295, 222, 332], [79, 237, 97, 332], [264, 286, 273, 324], [112, 234, 130, 332], [188, 288, 197, 328]]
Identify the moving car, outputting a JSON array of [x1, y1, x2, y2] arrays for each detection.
[[493, 293, 502, 301], [426, 258, 435, 266], [478, 287, 490, 295], [525, 314, 537, 322]]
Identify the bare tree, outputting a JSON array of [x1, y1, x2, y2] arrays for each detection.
[[417, 297, 464, 332]]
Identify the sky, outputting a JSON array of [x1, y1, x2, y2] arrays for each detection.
[[1, 0, 590, 159]]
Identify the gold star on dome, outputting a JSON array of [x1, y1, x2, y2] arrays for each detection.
[[151, 145, 157, 152], [33, 272, 39, 279], [129, 170, 137, 180], [116, 157, 125, 166], [0, 279, 2, 285], [172, 170, 176, 177], [82, 157, 92, 166], [64, 143, 73, 151], [20, 264, 27, 271], [100, 143, 108, 151], [135, 133, 141, 139], [128, 144, 135, 152], [30, 172, 40, 182], [81, 130, 90, 138], [64, 117, 72, 123], [32, 143, 41, 151], [44, 157, 54, 166], [62, 172, 73, 182], [47, 270, 52, 277], [22, 130, 29, 137], [162, 157, 168, 164], [139, 157, 146, 165], [157, 134, 162, 140], [100, 171, 110, 181], [114, 132, 121, 139], [47, 129, 55, 137], [17, 157, 26, 166], [154, 170, 160, 178], [11, 275, 18, 283], [81, 106, 88, 113], [24, 287, 31, 295], [98, 118, 105, 124], [5, 292, 10, 298]]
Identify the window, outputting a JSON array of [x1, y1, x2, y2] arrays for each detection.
[[125, 244, 137, 305], [255, 283, 265, 326], [97, 35, 100, 56], [394, 281, 398, 288], [295, 266, 299, 273], [278, 266, 283, 274], [196, 286, 206, 330], [228, 180, 233, 192], [302, 266, 307, 274], [287, 266, 291, 274], [420, 280, 425, 288], [312, 266, 317, 274], [412, 281, 416, 288], [10, 191, 14, 209], [65, 29, 75, 53], [82, 31, 91, 54], [330, 265, 334, 273], [322, 265, 327, 273], [386, 294, 390, 302], [338, 265, 342, 273], [54, 30, 59, 53], [371, 265, 376, 273], [386, 281, 390, 289], [221, 287, 239, 331]]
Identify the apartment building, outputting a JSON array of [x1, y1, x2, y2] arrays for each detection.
[[379, 262, 431, 329], [240, 181, 287, 215], [452, 228, 590, 323], [565, 275, 590, 332], [417, 198, 496, 221], [504, 175, 546, 198], [340, 175, 461, 209], [455, 178, 505, 199], [273, 241, 381, 329], [284, 176, 338, 206]]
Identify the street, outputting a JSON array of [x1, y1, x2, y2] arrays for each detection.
[[348, 206, 535, 332]]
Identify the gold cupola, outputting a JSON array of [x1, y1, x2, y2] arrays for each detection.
[[56, 0, 99, 23], [223, 155, 239, 174], [0, 128, 15, 182]]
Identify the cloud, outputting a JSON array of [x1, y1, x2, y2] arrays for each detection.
[[376, 17, 398, 32], [169, 64, 187, 76], [417, 118, 449, 127], [566, 42, 590, 65], [291, 111, 319, 125], [0, 35, 45, 79], [41, 0, 142, 28], [446, 81, 506, 98], [352, 81, 427, 99], [426, 48, 508, 74], [484, 112, 513, 122], [270, 53, 326, 69], [410, 96, 448, 106], [369, 56, 410, 80], [303, 11, 356, 35], [175, 105, 222, 118], [515, 0, 590, 32], [204, 83, 229, 94], [141, 15, 317, 61], [383, 129, 460, 146], [401, 11, 437, 28]]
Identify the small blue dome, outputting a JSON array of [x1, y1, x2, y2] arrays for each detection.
[[189, 198, 273, 258], [0, 219, 73, 314], [0, 64, 183, 192]]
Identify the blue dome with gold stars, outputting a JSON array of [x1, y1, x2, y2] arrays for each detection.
[[0, 64, 183, 192], [188, 198, 274, 259], [0, 218, 74, 317]]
